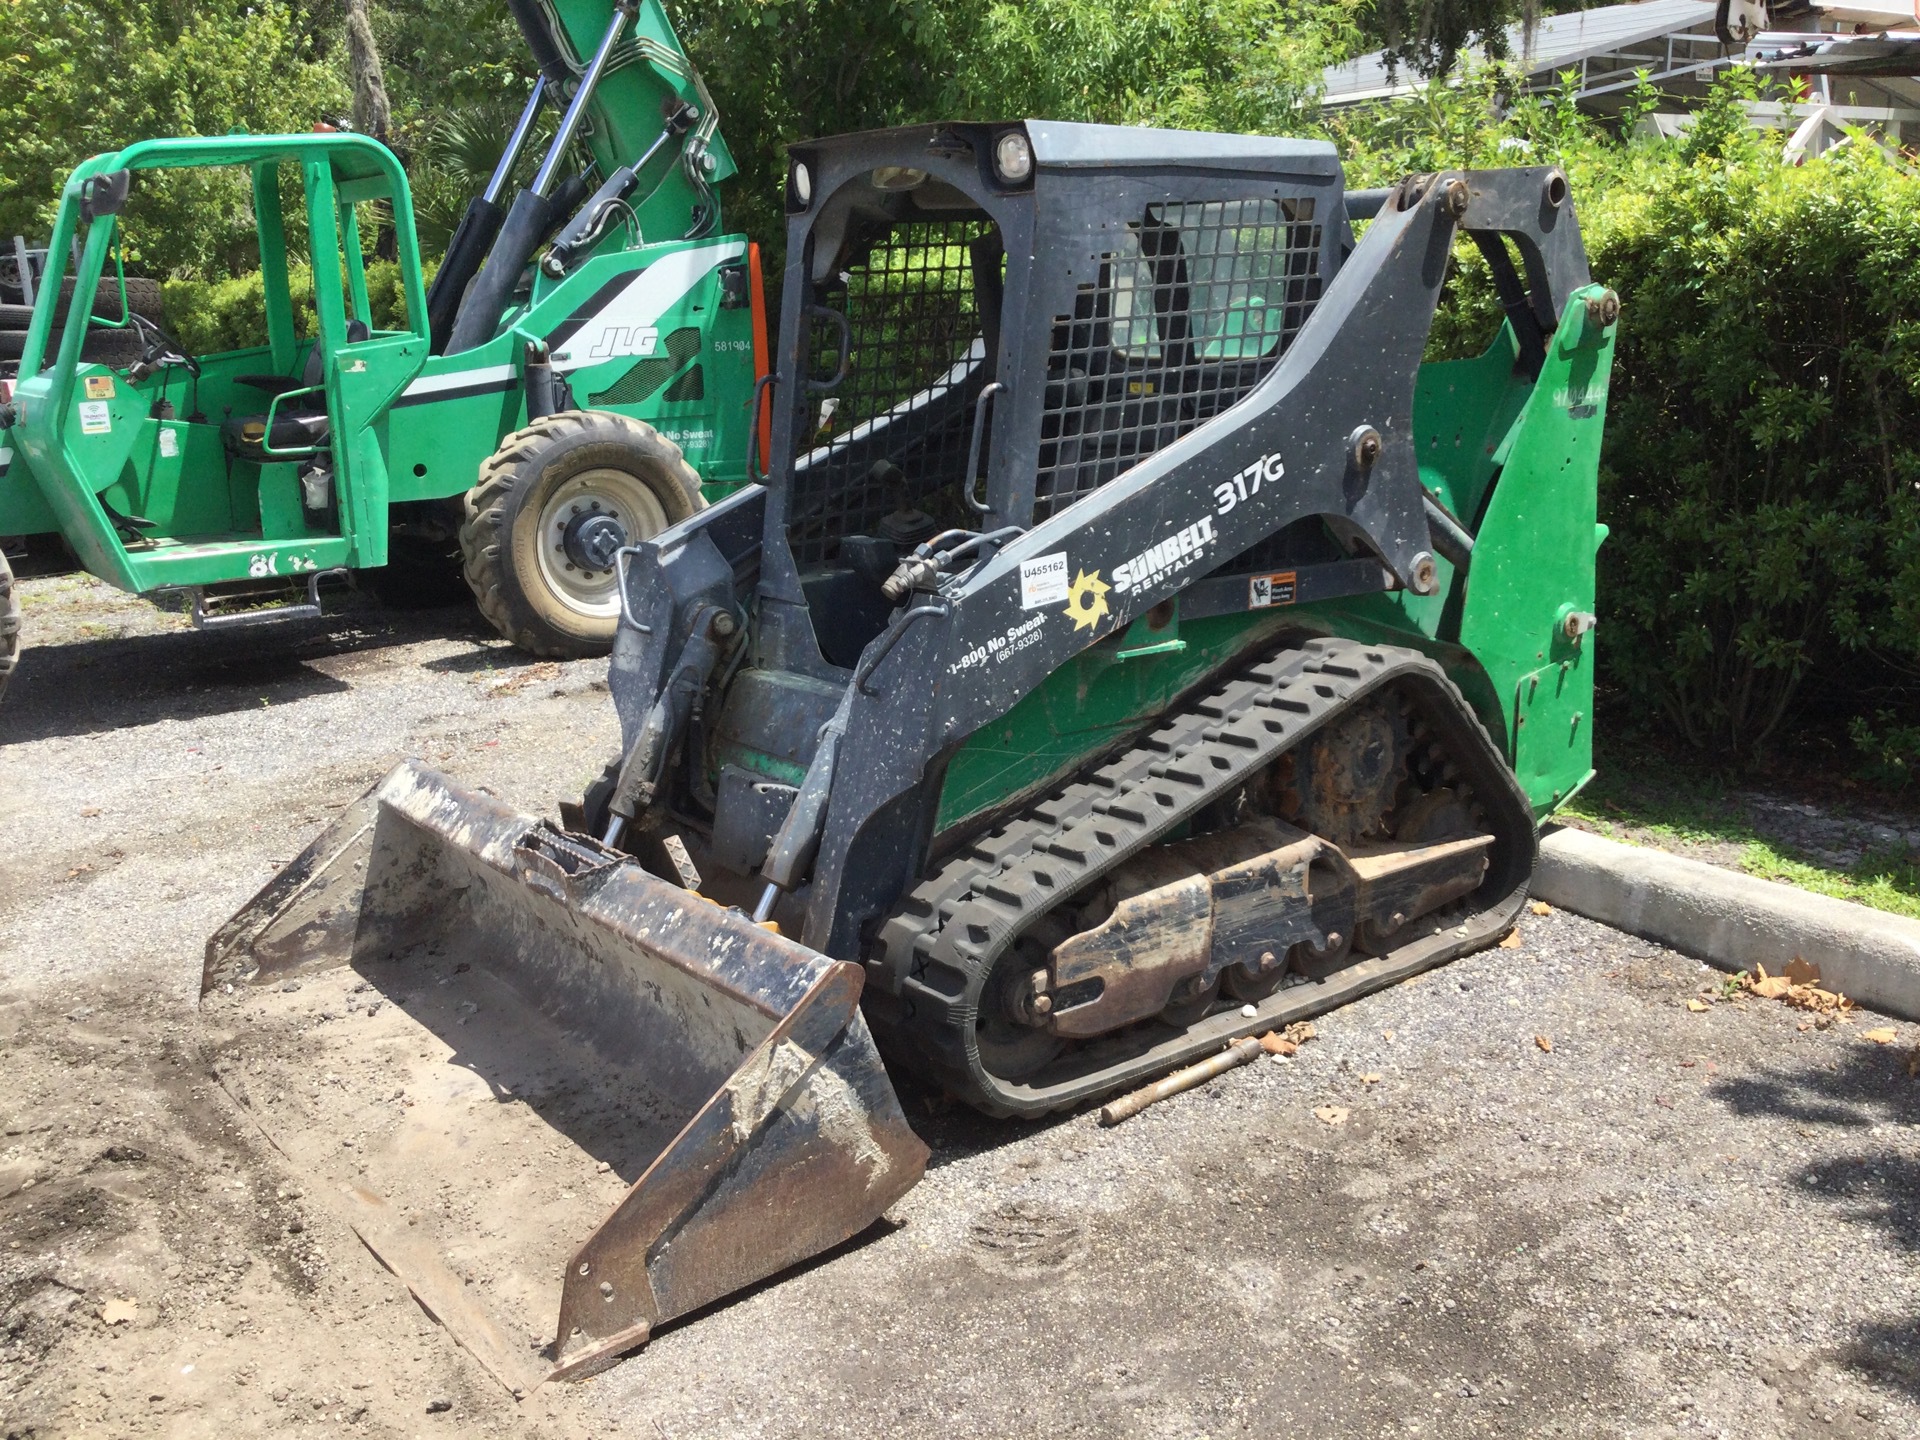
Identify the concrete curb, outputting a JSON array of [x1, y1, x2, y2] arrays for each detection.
[[1533, 826, 1920, 1022]]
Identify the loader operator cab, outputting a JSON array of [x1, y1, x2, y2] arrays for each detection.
[[759, 122, 1345, 676], [5, 133, 426, 594]]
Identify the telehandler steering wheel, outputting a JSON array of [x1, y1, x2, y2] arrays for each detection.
[[124, 311, 199, 380]]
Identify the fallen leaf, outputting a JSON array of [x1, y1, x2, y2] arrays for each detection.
[[1862, 1027, 1898, 1045], [1907, 1048, 1920, 1080], [1751, 976, 1791, 1000], [1259, 1032, 1297, 1057], [1498, 930, 1523, 949], [1314, 1106, 1350, 1126], [1382, 1030, 1396, 1041], [1360, 1073, 1382, 1084], [1785, 956, 1822, 987], [79, 807, 101, 818], [1686, 999, 1709, 1013], [1280, 1020, 1317, 1046], [1655, 1096, 1674, 1108], [100, 1299, 136, 1326], [1534, 1035, 1553, 1053], [1529, 901, 1552, 916]]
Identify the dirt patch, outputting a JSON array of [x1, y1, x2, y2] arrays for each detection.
[[0, 983, 597, 1438]]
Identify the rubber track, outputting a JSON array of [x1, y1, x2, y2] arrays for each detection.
[[869, 636, 1531, 1117]]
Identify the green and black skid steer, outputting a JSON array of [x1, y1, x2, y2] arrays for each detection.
[[0, 0, 771, 704], [206, 120, 1615, 1384]]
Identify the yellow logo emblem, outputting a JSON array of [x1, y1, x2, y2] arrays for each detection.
[[1063, 569, 1110, 633]]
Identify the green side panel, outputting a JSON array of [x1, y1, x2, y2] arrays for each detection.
[[935, 609, 1286, 834], [1304, 297, 1614, 821], [1410, 329, 1533, 544], [386, 236, 761, 506], [0, 446, 59, 534], [1455, 296, 1613, 820]]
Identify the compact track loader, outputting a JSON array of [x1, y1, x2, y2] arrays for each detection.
[[209, 121, 1615, 1382], [0, 0, 770, 703]]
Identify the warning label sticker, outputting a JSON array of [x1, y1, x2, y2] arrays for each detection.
[[1019, 552, 1070, 609], [1248, 571, 1298, 609], [84, 375, 116, 400], [78, 400, 112, 435]]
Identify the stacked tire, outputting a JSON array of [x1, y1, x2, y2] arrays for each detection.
[[0, 547, 19, 705], [0, 276, 162, 370]]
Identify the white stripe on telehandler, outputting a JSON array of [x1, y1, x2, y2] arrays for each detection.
[[550, 239, 746, 374], [398, 364, 518, 400]]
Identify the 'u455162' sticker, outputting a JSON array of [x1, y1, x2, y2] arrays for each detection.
[[1019, 552, 1070, 609]]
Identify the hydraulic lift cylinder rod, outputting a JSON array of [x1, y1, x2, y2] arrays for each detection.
[[532, 1, 637, 198], [444, 1, 636, 353], [485, 76, 549, 205]]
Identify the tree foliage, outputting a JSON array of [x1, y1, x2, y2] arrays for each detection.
[[0, 0, 345, 274]]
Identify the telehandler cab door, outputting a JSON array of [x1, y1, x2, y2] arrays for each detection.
[[218, 144, 430, 575]]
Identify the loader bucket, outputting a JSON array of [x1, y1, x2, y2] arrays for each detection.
[[204, 761, 927, 1383]]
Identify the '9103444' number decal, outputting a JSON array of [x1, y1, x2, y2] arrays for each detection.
[[1214, 452, 1286, 515]]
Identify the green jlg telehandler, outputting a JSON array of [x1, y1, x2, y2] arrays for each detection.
[[0, 0, 772, 705], [207, 122, 1614, 1385]]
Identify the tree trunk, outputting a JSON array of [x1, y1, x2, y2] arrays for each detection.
[[344, 0, 396, 259], [345, 0, 393, 143]]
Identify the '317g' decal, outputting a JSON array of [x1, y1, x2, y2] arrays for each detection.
[[1214, 452, 1285, 516]]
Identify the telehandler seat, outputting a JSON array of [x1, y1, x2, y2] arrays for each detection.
[[223, 320, 368, 459]]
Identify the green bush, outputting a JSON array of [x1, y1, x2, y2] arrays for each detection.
[[1341, 70, 1920, 765], [161, 259, 423, 354], [1588, 111, 1920, 758]]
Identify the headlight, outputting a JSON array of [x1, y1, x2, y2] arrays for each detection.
[[790, 161, 812, 208], [993, 132, 1033, 184]]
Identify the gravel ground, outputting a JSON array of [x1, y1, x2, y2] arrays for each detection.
[[2, 575, 1917, 1439]]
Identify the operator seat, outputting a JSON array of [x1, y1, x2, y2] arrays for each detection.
[[223, 319, 369, 459]]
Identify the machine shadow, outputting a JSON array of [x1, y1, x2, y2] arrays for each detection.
[[0, 599, 530, 745], [1707, 1040, 1920, 1399]]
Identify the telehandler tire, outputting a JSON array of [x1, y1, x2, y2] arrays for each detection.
[[460, 410, 705, 658], [0, 548, 21, 704]]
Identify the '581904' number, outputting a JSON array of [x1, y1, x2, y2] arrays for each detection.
[[1214, 452, 1286, 515]]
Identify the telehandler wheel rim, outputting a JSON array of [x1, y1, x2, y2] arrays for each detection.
[[533, 468, 670, 620]]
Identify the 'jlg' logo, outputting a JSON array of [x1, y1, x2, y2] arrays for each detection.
[[585, 325, 660, 360]]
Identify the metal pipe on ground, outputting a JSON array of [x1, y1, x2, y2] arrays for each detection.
[[1099, 1034, 1265, 1124]]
